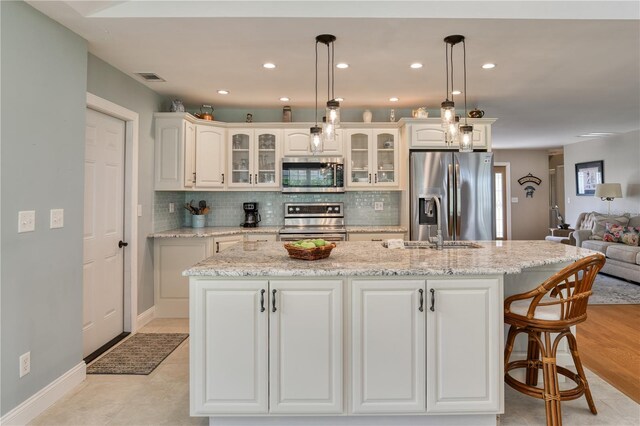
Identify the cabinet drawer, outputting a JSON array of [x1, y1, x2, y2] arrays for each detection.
[[348, 232, 405, 242]]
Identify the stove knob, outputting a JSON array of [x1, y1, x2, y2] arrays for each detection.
[[335, 206, 340, 213], [327, 207, 333, 212], [295, 207, 300, 212], [288, 207, 294, 212]]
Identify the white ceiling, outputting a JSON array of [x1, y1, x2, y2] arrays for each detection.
[[27, 1, 640, 149]]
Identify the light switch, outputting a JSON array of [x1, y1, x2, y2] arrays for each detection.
[[50, 209, 64, 229], [511, 197, 519, 203], [169, 203, 175, 213], [567, 197, 571, 204], [18, 210, 36, 233], [137, 204, 143, 217]]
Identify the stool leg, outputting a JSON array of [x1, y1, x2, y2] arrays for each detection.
[[566, 332, 597, 415], [542, 332, 562, 426], [504, 325, 518, 371], [526, 331, 541, 386]]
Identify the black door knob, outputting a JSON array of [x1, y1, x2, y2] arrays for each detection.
[[118, 240, 128, 248]]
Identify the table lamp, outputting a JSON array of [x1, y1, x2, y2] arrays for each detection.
[[595, 183, 623, 215]]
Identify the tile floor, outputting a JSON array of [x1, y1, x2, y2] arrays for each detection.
[[29, 319, 639, 426]]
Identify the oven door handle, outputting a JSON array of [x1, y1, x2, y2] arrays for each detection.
[[333, 164, 337, 187]]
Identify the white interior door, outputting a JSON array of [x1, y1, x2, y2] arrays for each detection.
[[83, 108, 125, 357]]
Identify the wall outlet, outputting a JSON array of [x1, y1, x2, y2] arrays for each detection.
[[19, 352, 30, 378], [511, 197, 519, 203], [169, 203, 175, 213], [137, 204, 143, 217], [374, 202, 384, 211], [567, 197, 571, 204], [50, 208, 64, 229], [18, 210, 36, 233]]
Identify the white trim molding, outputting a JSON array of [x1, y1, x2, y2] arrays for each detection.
[[0, 363, 86, 426], [137, 306, 156, 329], [86, 92, 140, 332], [495, 162, 512, 240]]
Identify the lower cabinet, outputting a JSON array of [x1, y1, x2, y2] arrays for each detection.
[[190, 279, 343, 416], [426, 278, 503, 413], [351, 280, 426, 413], [213, 234, 242, 252], [348, 232, 406, 242]]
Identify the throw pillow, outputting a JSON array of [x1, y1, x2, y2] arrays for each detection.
[[620, 226, 640, 246], [603, 223, 625, 242], [591, 213, 630, 239]]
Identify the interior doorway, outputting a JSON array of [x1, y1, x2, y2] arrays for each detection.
[[494, 163, 511, 240]]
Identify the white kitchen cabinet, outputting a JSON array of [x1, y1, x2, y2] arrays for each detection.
[[214, 234, 243, 253], [190, 280, 269, 415], [228, 129, 281, 189], [405, 119, 492, 150], [191, 279, 343, 416], [345, 129, 399, 189], [269, 280, 343, 414], [426, 277, 502, 414], [154, 118, 188, 190], [195, 125, 226, 188], [283, 128, 342, 156], [348, 232, 406, 242], [244, 233, 277, 242], [351, 280, 426, 414], [153, 237, 214, 318]]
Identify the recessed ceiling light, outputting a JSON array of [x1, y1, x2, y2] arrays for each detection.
[[482, 63, 496, 69], [410, 63, 423, 69], [279, 97, 290, 102], [263, 63, 276, 69], [335, 97, 344, 102], [389, 97, 399, 102], [452, 90, 462, 95], [577, 132, 616, 137], [217, 90, 229, 95], [336, 63, 349, 69]]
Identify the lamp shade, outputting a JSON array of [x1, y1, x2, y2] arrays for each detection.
[[595, 183, 622, 199]]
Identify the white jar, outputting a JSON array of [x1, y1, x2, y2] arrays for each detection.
[[363, 109, 372, 123]]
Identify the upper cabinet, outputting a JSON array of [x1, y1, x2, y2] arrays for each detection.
[[283, 128, 343, 156], [154, 115, 226, 190], [403, 118, 494, 150], [228, 129, 281, 189], [345, 129, 399, 189]]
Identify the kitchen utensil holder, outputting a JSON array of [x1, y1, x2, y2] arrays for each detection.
[[192, 215, 206, 228]]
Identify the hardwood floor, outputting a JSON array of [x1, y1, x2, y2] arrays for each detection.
[[577, 304, 640, 403]]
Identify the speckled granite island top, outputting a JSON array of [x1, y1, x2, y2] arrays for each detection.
[[183, 240, 595, 277]]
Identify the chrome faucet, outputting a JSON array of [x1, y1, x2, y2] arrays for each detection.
[[427, 197, 443, 250]]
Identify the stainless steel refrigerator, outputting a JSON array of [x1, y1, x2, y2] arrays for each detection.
[[410, 151, 495, 241]]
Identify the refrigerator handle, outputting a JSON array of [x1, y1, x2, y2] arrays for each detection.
[[455, 161, 461, 238], [447, 163, 454, 237]]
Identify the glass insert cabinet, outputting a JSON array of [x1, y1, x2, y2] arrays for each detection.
[[228, 130, 280, 188], [345, 129, 399, 188]]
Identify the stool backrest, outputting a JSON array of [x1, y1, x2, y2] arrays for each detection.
[[505, 254, 605, 327]]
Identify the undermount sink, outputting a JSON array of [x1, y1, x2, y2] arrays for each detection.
[[382, 241, 482, 249]]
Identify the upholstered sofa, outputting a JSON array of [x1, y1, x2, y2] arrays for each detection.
[[568, 212, 640, 283]]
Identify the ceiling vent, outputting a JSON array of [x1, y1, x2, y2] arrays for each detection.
[[135, 72, 166, 82]]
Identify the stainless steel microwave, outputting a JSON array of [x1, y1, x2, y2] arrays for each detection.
[[281, 157, 345, 193]]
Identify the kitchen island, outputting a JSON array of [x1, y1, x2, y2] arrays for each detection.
[[184, 241, 595, 426]]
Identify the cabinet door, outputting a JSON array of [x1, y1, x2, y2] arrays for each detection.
[[283, 129, 311, 156], [410, 124, 449, 148], [346, 130, 372, 187], [195, 125, 225, 188], [183, 122, 196, 188], [254, 129, 280, 188], [269, 280, 343, 414], [154, 119, 185, 190], [153, 238, 213, 318], [351, 280, 426, 413], [426, 278, 502, 413], [190, 280, 269, 415], [322, 128, 343, 156], [229, 130, 252, 187], [372, 130, 399, 187]]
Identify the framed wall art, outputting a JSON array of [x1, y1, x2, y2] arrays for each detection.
[[575, 160, 603, 196]]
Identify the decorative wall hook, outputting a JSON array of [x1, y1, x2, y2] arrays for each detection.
[[518, 173, 542, 186]]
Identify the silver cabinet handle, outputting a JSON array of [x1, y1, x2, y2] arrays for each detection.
[[429, 288, 435, 311], [418, 289, 424, 312], [272, 289, 277, 312], [221, 173, 225, 184]]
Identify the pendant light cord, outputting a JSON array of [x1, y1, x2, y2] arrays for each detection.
[[445, 43, 449, 100], [331, 42, 335, 100], [315, 40, 319, 126], [450, 43, 455, 103], [463, 39, 468, 124], [326, 42, 330, 103]]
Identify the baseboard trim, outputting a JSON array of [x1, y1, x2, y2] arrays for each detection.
[[137, 306, 156, 329], [1, 362, 86, 426]]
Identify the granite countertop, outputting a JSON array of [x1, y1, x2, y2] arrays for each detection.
[[183, 240, 596, 277], [149, 226, 282, 238]]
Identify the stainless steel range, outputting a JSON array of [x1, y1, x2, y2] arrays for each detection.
[[278, 202, 347, 242]]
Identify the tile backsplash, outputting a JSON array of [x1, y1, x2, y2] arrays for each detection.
[[154, 191, 400, 231]]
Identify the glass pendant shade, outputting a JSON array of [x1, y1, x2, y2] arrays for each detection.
[[326, 99, 340, 128], [441, 100, 455, 128], [310, 126, 323, 154], [447, 116, 460, 144], [459, 125, 474, 152], [322, 117, 335, 143]]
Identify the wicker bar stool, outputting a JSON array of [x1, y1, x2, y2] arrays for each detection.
[[504, 254, 605, 426]]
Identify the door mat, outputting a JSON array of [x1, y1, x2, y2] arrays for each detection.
[[87, 333, 188, 375], [589, 273, 640, 304]]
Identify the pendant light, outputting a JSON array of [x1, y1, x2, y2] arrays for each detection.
[[310, 35, 324, 154], [440, 35, 460, 129], [317, 34, 340, 132], [458, 35, 474, 152]]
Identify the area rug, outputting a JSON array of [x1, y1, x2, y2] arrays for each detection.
[[87, 333, 188, 375], [589, 273, 640, 304]]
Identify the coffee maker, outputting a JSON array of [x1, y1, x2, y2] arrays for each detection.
[[242, 202, 261, 228]]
